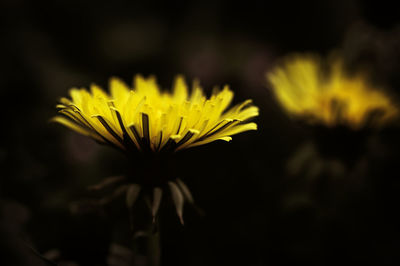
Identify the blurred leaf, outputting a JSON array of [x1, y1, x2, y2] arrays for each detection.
[[287, 142, 317, 176], [327, 160, 346, 178], [69, 199, 104, 215], [22, 241, 57, 266], [88, 175, 125, 191], [306, 158, 324, 180], [126, 184, 141, 209], [175, 178, 205, 216], [176, 178, 194, 204], [99, 185, 128, 205], [168, 181, 184, 225], [151, 187, 163, 223]]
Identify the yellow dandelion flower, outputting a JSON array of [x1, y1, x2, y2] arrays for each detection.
[[53, 75, 259, 153], [267, 54, 398, 130], [53, 75, 258, 224]]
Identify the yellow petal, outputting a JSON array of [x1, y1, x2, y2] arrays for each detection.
[[51, 116, 103, 142], [110, 77, 129, 101]]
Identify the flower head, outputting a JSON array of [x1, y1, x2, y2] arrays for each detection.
[[267, 54, 398, 130], [53, 75, 258, 153], [53, 75, 258, 224]]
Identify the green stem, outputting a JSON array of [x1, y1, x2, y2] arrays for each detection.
[[146, 231, 161, 266], [130, 224, 161, 266]]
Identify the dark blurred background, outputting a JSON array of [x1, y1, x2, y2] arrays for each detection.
[[1, 0, 400, 265]]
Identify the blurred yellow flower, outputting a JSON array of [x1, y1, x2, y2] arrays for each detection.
[[267, 55, 398, 129], [53, 75, 258, 153]]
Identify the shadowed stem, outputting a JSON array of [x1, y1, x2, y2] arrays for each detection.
[[130, 218, 161, 266], [146, 230, 161, 266]]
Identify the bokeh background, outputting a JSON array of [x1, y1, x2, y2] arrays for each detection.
[[1, 0, 400, 265]]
